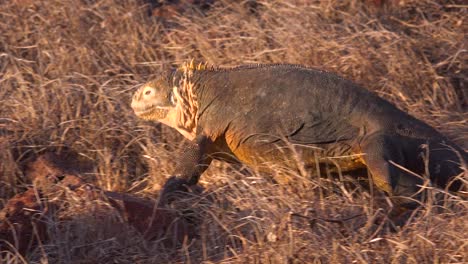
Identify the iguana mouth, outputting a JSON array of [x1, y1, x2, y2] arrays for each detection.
[[133, 105, 171, 120]]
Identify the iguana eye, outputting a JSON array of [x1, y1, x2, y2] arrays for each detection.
[[143, 86, 153, 96]]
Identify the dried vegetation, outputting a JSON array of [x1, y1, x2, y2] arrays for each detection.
[[0, 0, 467, 263]]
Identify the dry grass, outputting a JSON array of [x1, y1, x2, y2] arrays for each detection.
[[0, 0, 467, 263]]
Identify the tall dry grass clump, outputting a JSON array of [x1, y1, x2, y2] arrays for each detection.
[[0, 0, 467, 263]]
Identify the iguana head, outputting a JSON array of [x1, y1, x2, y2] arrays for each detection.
[[131, 76, 176, 121], [131, 68, 199, 140]]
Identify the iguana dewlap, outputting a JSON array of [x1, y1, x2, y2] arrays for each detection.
[[131, 62, 466, 208]]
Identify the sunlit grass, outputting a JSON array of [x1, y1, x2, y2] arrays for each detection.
[[0, 0, 466, 262]]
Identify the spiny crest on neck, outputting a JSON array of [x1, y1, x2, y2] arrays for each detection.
[[179, 59, 215, 73]]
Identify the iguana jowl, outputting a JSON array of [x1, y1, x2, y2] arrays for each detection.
[[131, 62, 466, 208]]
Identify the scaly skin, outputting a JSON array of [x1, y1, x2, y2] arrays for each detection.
[[131, 63, 466, 208]]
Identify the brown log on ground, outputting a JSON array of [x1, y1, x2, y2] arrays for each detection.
[[0, 189, 49, 255], [105, 191, 191, 243], [0, 152, 194, 255], [25, 152, 85, 191]]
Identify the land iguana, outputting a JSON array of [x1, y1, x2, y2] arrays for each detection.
[[131, 62, 467, 208]]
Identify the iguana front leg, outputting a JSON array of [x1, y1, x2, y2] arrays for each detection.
[[158, 135, 213, 206]]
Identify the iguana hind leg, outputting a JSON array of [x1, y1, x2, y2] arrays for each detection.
[[425, 141, 466, 192], [360, 133, 425, 208]]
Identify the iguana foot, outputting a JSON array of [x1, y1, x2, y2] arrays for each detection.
[[157, 176, 191, 207]]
